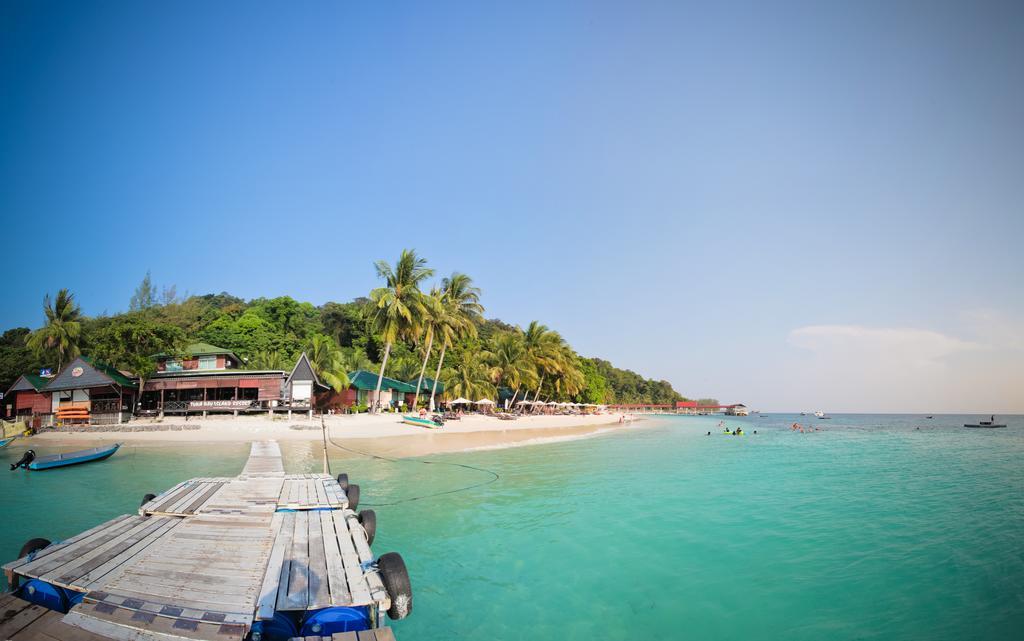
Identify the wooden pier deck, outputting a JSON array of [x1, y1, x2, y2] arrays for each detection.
[[2, 441, 394, 641]]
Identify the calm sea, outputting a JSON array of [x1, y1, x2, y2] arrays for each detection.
[[2, 414, 1022, 640]]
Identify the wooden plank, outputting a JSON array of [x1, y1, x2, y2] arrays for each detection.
[[283, 510, 311, 610], [14, 514, 148, 577], [0, 594, 51, 640], [314, 479, 328, 506], [64, 601, 246, 641], [3, 515, 135, 574], [330, 511, 373, 605], [74, 518, 184, 592], [346, 513, 388, 602], [320, 505, 351, 606], [256, 511, 290, 621], [306, 510, 331, 608], [8, 609, 112, 641], [41, 517, 170, 586], [181, 482, 225, 514]]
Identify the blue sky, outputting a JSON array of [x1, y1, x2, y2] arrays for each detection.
[[1, 1, 1022, 412]]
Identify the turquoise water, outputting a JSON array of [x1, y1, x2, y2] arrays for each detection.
[[2, 415, 1023, 640]]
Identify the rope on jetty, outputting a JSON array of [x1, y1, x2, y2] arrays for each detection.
[[324, 422, 499, 506]]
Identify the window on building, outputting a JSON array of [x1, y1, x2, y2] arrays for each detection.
[[165, 360, 182, 372], [198, 356, 217, 370]]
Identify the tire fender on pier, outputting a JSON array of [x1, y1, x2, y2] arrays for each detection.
[[336, 473, 349, 490], [377, 552, 412, 620], [346, 484, 360, 511], [5, 538, 51, 589], [357, 510, 376, 545]]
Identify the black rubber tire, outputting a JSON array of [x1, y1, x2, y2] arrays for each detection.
[[346, 484, 360, 511], [358, 510, 376, 546], [141, 493, 157, 507], [336, 473, 349, 490], [6, 538, 51, 590], [378, 552, 413, 620]]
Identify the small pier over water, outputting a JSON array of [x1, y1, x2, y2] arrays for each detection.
[[1, 441, 408, 641]]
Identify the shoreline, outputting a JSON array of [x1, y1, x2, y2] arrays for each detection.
[[25, 412, 646, 458]]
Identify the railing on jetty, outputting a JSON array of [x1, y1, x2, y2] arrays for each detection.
[[1, 440, 409, 641]]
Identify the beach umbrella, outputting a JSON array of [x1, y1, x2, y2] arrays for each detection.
[[450, 397, 471, 405], [475, 398, 495, 405], [516, 399, 533, 405]]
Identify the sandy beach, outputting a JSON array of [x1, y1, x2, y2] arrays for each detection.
[[29, 412, 641, 457]]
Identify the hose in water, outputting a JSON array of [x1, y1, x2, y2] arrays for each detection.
[[325, 422, 499, 507]]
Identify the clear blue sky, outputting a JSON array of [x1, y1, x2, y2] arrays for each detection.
[[2, 1, 1022, 412]]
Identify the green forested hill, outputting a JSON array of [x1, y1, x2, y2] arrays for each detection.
[[2, 261, 688, 406]]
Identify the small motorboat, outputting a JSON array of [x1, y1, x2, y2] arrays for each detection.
[[10, 443, 121, 471], [964, 421, 1006, 428], [0, 436, 15, 448], [925, 416, 934, 419], [402, 415, 444, 429]]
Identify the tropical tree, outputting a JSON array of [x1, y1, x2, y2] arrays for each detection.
[[90, 314, 185, 407], [248, 349, 292, 370], [522, 321, 561, 402], [486, 330, 536, 408], [306, 334, 350, 392], [27, 289, 83, 371], [411, 288, 445, 408], [428, 273, 484, 409], [447, 352, 496, 400], [368, 250, 434, 412]]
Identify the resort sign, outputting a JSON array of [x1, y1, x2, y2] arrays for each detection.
[[189, 400, 253, 410]]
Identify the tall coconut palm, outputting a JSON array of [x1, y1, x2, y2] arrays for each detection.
[[368, 250, 434, 412], [306, 334, 350, 392], [411, 288, 445, 409], [486, 330, 536, 408], [552, 347, 585, 399], [523, 321, 562, 403], [429, 273, 484, 409], [27, 289, 82, 371], [447, 352, 496, 401]]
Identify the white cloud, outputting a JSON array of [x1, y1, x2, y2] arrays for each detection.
[[788, 325, 980, 366], [763, 323, 1023, 413]]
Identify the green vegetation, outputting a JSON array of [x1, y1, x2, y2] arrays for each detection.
[[2, 251, 688, 405]]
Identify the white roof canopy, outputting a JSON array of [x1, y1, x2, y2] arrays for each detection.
[[450, 397, 471, 404], [474, 398, 495, 405]]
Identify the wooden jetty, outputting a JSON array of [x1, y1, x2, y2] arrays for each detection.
[[2, 441, 409, 641]]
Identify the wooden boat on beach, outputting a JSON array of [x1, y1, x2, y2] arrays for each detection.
[[9, 443, 120, 471], [402, 415, 444, 429]]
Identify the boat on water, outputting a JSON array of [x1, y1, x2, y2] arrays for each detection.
[[9, 443, 120, 471], [402, 415, 444, 429], [964, 420, 1007, 428], [0, 437, 15, 448]]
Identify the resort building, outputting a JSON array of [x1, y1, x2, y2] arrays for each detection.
[[334, 370, 417, 410], [725, 404, 749, 416], [2, 343, 329, 425], [4, 373, 51, 418], [37, 355, 138, 425]]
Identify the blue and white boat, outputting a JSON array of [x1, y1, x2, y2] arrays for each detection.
[[0, 436, 15, 448], [10, 443, 120, 471]]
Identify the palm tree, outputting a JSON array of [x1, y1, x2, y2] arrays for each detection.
[[27, 289, 82, 371], [552, 347, 585, 399], [368, 250, 434, 412], [306, 335, 350, 392], [249, 349, 291, 370], [486, 330, 536, 408], [411, 288, 445, 409], [447, 352, 496, 400], [523, 321, 562, 403], [428, 273, 484, 409]]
